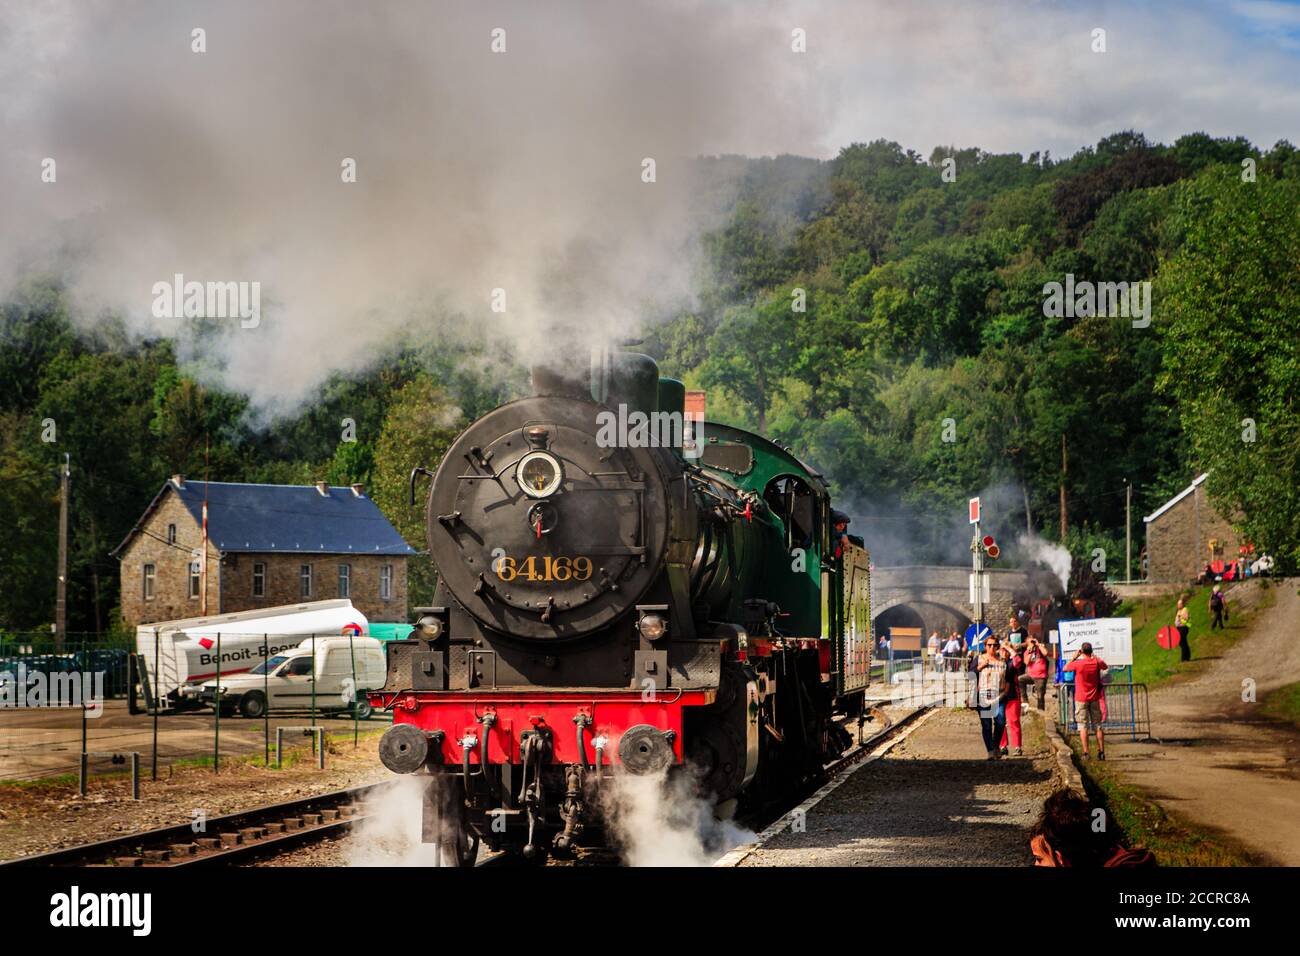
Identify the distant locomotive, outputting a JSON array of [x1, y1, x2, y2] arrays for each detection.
[[370, 350, 873, 863]]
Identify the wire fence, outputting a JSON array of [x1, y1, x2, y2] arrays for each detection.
[[0, 630, 391, 786]]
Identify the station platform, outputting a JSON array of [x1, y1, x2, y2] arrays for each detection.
[[738, 707, 1060, 866]]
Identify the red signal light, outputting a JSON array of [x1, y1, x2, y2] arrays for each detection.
[[986, 544, 1001, 560], [982, 535, 995, 548]]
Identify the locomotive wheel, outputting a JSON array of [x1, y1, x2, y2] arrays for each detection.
[[440, 810, 479, 867], [426, 779, 479, 867]]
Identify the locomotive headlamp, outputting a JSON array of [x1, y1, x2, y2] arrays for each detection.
[[416, 614, 444, 639], [517, 450, 563, 498], [637, 612, 668, 642]]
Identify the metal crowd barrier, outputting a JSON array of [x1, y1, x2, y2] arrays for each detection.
[[1057, 681, 1151, 741]]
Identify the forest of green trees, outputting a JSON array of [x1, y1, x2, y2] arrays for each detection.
[[2, 129, 1297, 633]]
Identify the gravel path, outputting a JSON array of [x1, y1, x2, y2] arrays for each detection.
[[739, 707, 1059, 866], [1102, 578, 1300, 864]]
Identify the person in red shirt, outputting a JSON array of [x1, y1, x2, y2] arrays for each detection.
[[1064, 642, 1108, 760]]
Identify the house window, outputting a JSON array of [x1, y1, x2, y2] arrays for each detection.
[[380, 563, 393, 601], [338, 563, 350, 598], [253, 562, 266, 597], [300, 564, 313, 598], [167, 523, 177, 544], [188, 561, 201, 599], [143, 564, 156, 600]]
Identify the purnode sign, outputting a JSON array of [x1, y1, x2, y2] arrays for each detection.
[[1056, 617, 1134, 667]]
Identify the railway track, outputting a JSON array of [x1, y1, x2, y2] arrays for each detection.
[[0, 782, 392, 868], [712, 703, 934, 867], [482, 704, 931, 868]]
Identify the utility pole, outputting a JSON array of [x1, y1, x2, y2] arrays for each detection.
[[55, 453, 70, 650], [201, 437, 210, 616], [1058, 433, 1068, 542], [1125, 480, 1132, 585]]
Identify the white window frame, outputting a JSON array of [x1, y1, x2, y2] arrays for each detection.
[[338, 563, 351, 599], [300, 564, 313, 599], [143, 563, 156, 600], [188, 561, 201, 599], [380, 563, 393, 601], [252, 562, 266, 597], [167, 523, 177, 544]]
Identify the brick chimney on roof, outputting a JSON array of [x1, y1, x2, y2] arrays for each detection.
[[350, 484, 364, 497], [171, 474, 184, 489], [315, 481, 329, 496]]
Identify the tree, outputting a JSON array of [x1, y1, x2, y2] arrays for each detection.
[[1157, 170, 1300, 569], [0, 413, 59, 630], [371, 376, 464, 606], [699, 304, 796, 433], [37, 348, 162, 632]]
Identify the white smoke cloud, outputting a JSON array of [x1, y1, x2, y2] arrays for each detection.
[[1019, 531, 1072, 594], [346, 775, 446, 867], [0, 0, 826, 417], [2, 0, 1297, 419], [601, 767, 752, 866]]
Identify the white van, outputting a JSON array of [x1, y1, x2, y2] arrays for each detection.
[[199, 635, 386, 719]]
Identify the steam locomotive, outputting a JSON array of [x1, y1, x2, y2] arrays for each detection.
[[370, 349, 873, 863]]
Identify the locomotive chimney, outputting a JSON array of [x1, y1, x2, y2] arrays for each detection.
[[530, 360, 592, 400]]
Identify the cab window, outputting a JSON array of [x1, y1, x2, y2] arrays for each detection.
[[764, 476, 817, 552], [284, 657, 313, 677]]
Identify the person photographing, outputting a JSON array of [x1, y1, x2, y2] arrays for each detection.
[[1064, 642, 1108, 760]]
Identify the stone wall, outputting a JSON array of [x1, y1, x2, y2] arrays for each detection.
[[1145, 484, 1241, 584], [871, 565, 1037, 639], [118, 491, 221, 626], [218, 552, 407, 623]]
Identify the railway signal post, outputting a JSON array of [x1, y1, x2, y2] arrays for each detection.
[[968, 497, 999, 627]]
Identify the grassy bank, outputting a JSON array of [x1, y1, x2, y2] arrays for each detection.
[[1113, 580, 1274, 687], [1260, 681, 1300, 731], [1069, 740, 1262, 866]]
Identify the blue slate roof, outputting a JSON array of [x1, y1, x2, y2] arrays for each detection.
[[116, 481, 416, 557]]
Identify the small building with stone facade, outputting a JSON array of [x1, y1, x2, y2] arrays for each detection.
[[1142, 473, 1241, 584], [113, 477, 414, 626]]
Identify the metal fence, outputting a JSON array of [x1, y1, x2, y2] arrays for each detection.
[[878, 650, 982, 708], [0, 633, 134, 702], [1056, 678, 1151, 741], [0, 630, 388, 786]]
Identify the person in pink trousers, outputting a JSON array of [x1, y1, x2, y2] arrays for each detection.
[[1000, 643, 1024, 756]]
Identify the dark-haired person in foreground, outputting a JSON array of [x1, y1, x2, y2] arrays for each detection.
[[1029, 791, 1155, 867]]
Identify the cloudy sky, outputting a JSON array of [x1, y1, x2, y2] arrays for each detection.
[[1, 0, 1296, 415]]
